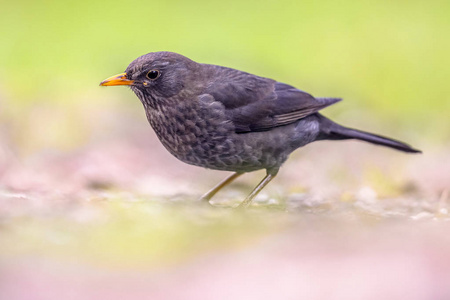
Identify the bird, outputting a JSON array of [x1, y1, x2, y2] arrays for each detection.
[[100, 51, 420, 208]]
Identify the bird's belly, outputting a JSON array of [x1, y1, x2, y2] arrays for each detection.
[[152, 124, 291, 172], [154, 127, 257, 171], [146, 103, 292, 172]]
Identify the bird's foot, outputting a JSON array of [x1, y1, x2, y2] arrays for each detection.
[[197, 196, 215, 207], [235, 200, 251, 209]]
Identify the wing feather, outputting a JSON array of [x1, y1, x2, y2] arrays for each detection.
[[202, 65, 341, 133]]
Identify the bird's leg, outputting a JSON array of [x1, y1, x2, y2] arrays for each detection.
[[200, 172, 243, 203], [237, 168, 279, 209]]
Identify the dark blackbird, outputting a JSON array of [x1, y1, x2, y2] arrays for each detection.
[[100, 51, 420, 208]]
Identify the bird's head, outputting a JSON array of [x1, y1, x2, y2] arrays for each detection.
[[100, 51, 199, 106]]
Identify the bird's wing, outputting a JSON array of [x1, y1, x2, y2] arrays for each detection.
[[204, 69, 341, 133], [203, 66, 276, 109]]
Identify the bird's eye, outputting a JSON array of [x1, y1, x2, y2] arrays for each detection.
[[146, 70, 160, 80]]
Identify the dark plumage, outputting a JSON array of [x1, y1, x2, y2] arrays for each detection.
[[100, 51, 421, 208]]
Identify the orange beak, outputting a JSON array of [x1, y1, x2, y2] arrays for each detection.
[[99, 73, 134, 86]]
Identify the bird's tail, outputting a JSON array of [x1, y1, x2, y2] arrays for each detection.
[[316, 114, 421, 153]]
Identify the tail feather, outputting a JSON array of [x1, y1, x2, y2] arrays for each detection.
[[317, 115, 421, 153]]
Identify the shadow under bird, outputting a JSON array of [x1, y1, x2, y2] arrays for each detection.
[[100, 51, 421, 208]]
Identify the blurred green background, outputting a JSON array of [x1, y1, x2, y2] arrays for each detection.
[[1, 0, 449, 155], [1, 3, 450, 298]]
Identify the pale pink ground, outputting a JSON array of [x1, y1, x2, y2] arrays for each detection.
[[1, 125, 449, 300]]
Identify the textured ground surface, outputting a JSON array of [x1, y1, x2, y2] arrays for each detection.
[[1, 130, 449, 300], [1, 0, 449, 298]]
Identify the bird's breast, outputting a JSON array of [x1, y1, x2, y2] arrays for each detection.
[[145, 101, 244, 169], [144, 98, 292, 172]]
